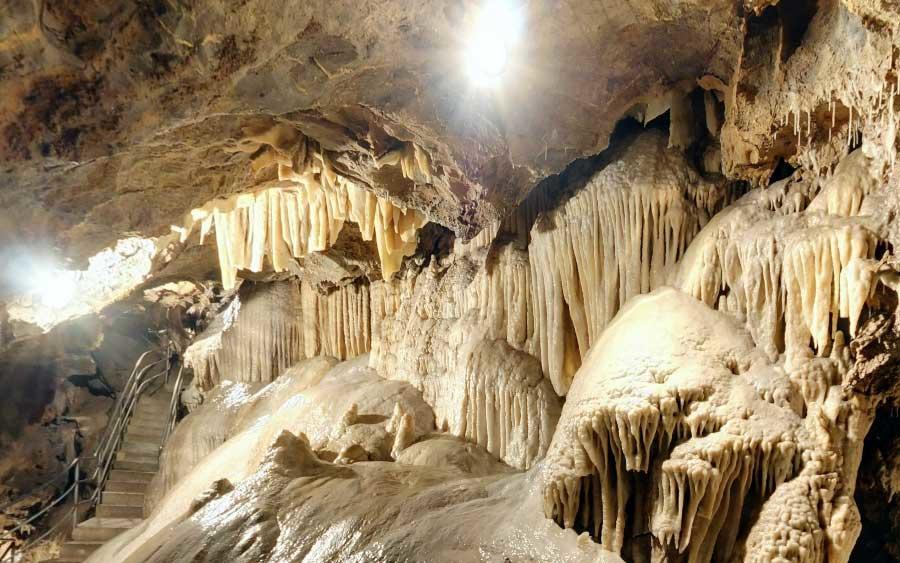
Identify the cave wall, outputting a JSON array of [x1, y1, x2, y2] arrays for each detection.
[[0, 304, 167, 541], [4, 0, 900, 561]]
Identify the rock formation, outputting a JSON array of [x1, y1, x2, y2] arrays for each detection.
[[2, 0, 900, 562]]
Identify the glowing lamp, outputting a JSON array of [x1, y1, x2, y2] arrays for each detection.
[[31, 265, 76, 309], [464, 0, 524, 87]]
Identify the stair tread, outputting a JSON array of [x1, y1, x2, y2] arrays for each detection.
[[117, 452, 158, 459], [97, 505, 144, 517], [78, 517, 142, 529], [114, 464, 158, 472], [127, 434, 164, 440], [110, 469, 156, 476], [109, 470, 156, 482], [122, 440, 159, 447], [65, 541, 105, 547]]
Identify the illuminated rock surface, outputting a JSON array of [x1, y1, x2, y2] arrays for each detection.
[[3, 0, 900, 561]]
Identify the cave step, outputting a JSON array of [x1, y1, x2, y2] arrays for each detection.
[[114, 459, 158, 472], [59, 540, 103, 559], [125, 428, 165, 443], [105, 479, 149, 493], [125, 422, 166, 436], [96, 503, 144, 519], [102, 491, 145, 507], [131, 405, 169, 418], [120, 441, 159, 454], [131, 411, 167, 423], [115, 451, 158, 465], [109, 469, 156, 483], [72, 517, 142, 541], [129, 415, 167, 428], [125, 427, 166, 440]]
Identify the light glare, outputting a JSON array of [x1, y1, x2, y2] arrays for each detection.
[[32, 267, 77, 309], [465, 0, 523, 87]]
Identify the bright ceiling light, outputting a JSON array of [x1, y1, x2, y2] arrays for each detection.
[[464, 0, 524, 87], [32, 266, 77, 309]]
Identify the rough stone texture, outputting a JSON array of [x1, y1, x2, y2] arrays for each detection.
[[0, 0, 742, 272], [0, 306, 165, 543], [6, 0, 900, 561]]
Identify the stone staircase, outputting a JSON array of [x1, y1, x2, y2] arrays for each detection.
[[47, 393, 170, 562]]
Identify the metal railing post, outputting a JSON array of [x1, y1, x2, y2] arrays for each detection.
[[72, 458, 79, 532]]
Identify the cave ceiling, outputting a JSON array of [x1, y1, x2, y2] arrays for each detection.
[[0, 0, 742, 286]]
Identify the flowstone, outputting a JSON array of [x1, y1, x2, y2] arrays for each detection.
[[543, 288, 869, 563]]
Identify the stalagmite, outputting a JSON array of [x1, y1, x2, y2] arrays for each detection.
[[540, 288, 847, 562], [390, 413, 415, 459], [743, 475, 829, 563]]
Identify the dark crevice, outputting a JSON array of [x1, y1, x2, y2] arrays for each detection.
[[778, 0, 818, 63]]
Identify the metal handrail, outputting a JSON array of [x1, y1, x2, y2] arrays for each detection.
[[0, 346, 172, 562], [90, 369, 167, 502], [0, 458, 80, 515], [92, 355, 166, 468], [91, 360, 165, 483], [160, 363, 185, 451]]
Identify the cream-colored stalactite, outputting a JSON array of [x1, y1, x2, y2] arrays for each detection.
[[177, 126, 428, 290], [374, 141, 433, 184], [466, 245, 534, 350], [676, 174, 879, 363], [184, 280, 372, 391], [299, 281, 371, 361], [183, 280, 306, 390], [542, 288, 810, 561], [529, 131, 726, 395], [807, 149, 880, 218], [439, 336, 560, 470], [370, 250, 562, 470]]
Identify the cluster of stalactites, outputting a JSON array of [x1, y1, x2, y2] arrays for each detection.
[[542, 289, 809, 563], [528, 132, 726, 395], [676, 171, 879, 363], [184, 280, 305, 390], [184, 280, 371, 390], [374, 141, 433, 184], [436, 337, 560, 470], [368, 252, 561, 470], [175, 124, 429, 289]]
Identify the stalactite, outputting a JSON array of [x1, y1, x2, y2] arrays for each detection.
[[445, 338, 560, 470], [370, 248, 561, 470], [542, 289, 807, 561], [177, 124, 428, 289], [676, 167, 879, 363], [184, 280, 305, 390], [528, 131, 733, 394], [374, 141, 433, 184], [184, 279, 372, 390]]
